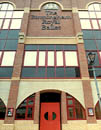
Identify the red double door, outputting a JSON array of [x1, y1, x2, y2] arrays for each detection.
[[40, 103, 61, 130]]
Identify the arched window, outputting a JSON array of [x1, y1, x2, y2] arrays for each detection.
[[95, 101, 101, 119], [15, 94, 35, 120], [0, 98, 6, 119], [42, 3, 59, 10], [66, 94, 86, 120]]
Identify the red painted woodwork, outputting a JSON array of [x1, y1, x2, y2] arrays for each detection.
[[40, 103, 61, 130]]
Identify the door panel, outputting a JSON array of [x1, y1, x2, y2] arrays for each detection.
[[40, 103, 61, 130]]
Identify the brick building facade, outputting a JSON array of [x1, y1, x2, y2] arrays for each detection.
[[0, 0, 101, 130]]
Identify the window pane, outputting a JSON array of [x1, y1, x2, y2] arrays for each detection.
[[1, 3, 8, 10], [65, 52, 78, 66], [10, 19, 22, 29], [96, 12, 101, 18], [24, 51, 37, 66], [47, 51, 54, 66], [92, 20, 99, 29], [5, 40, 18, 50], [0, 19, 3, 28], [36, 67, 45, 77], [88, 5, 94, 11], [0, 51, 2, 58], [56, 51, 63, 66], [13, 11, 24, 18], [0, 30, 8, 39], [25, 45, 38, 50], [80, 19, 91, 29], [94, 4, 100, 11], [47, 67, 55, 77], [0, 40, 6, 50], [6, 11, 13, 18], [0, 11, 6, 18], [65, 67, 80, 77], [56, 67, 64, 77], [99, 20, 101, 28], [79, 11, 89, 18], [16, 107, 26, 119], [84, 40, 97, 50], [89, 12, 96, 18], [21, 67, 36, 78], [1, 51, 15, 66], [8, 30, 20, 39], [27, 107, 32, 118], [3, 19, 10, 29], [8, 4, 13, 10], [68, 107, 74, 119], [68, 100, 73, 105], [38, 51, 45, 66], [0, 67, 13, 77], [82, 30, 93, 39]]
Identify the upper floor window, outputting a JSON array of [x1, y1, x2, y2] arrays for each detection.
[[79, 3, 101, 30], [0, 2, 24, 30], [42, 3, 59, 10]]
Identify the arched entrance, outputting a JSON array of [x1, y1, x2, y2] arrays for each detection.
[[40, 92, 61, 130]]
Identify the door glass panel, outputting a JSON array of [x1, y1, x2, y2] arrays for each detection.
[[44, 112, 48, 120], [52, 112, 56, 120], [27, 107, 32, 118]]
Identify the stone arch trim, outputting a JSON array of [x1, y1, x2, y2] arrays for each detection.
[[0, 1, 16, 9], [39, 1, 64, 10], [86, 1, 101, 9]]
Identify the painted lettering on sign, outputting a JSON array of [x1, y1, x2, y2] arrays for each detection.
[[31, 10, 71, 30]]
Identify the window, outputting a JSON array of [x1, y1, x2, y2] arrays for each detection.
[[42, 3, 59, 10], [21, 45, 80, 78], [95, 101, 101, 119], [79, 3, 101, 30], [66, 94, 86, 120], [0, 99, 6, 119], [16, 94, 35, 120]]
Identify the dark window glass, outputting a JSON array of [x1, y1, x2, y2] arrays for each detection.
[[68, 107, 74, 119], [4, 40, 18, 50], [56, 67, 64, 77], [16, 107, 26, 119], [7, 30, 20, 39], [67, 94, 86, 120], [84, 40, 97, 50], [83, 30, 94, 39], [0, 99, 6, 119], [27, 107, 32, 118], [47, 45, 55, 50], [21, 67, 36, 78], [95, 102, 101, 119], [0, 40, 6, 50], [0, 30, 8, 39], [89, 67, 101, 77], [55, 45, 63, 50], [44, 112, 48, 120], [16, 94, 35, 120], [0, 67, 13, 78], [52, 112, 56, 120], [63, 45, 77, 50], [96, 40, 101, 50], [25, 45, 38, 50], [39, 45, 47, 50], [47, 67, 55, 77], [36, 67, 45, 77], [93, 31, 101, 39], [65, 67, 80, 77]]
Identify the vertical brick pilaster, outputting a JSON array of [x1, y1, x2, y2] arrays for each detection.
[[61, 91, 67, 124], [4, 80, 20, 124], [4, 0, 31, 124], [72, 11, 96, 123], [34, 92, 40, 124]]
